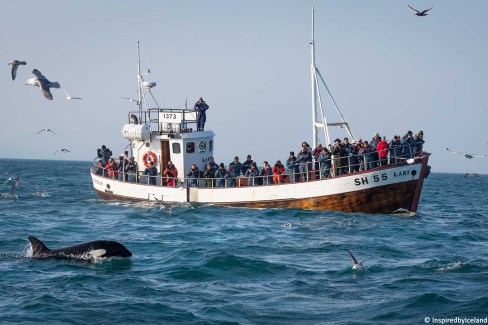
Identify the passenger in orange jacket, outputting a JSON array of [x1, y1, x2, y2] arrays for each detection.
[[272, 160, 285, 184], [163, 161, 178, 187], [105, 158, 118, 179]]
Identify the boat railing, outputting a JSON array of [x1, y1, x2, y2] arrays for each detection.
[[91, 143, 426, 189], [127, 108, 198, 134]]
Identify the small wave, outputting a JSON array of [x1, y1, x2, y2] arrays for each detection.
[[203, 253, 288, 276], [416, 259, 479, 273], [404, 292, 456, 308]]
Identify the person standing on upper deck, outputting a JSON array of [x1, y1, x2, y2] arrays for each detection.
[[194, 97, 209, 131]]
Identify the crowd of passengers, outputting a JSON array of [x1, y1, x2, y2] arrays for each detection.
[[94, 130, 425, 187]]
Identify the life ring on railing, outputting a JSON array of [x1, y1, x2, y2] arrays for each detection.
[[142, 151, 158, 168]]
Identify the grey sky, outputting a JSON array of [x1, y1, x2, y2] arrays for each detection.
[[2, 1, 488, 174]]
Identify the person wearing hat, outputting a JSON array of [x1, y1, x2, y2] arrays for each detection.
[[194, 97, 210, 131], [118, 154, 128, 181], [286, 151, 300, 183], [331, 138, 342, 177], [414, 130, 425, 154], [260, 161, 273, 185], [272, 160, 285, 184], [241, 154, 254, 175], [214, 163, 227, 187], [229, 156, 243, 176]]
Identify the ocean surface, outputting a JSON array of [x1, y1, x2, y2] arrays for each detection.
[[0, 158, 487, 324]]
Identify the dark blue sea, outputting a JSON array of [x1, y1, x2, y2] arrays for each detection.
[[1, 159, 487, 324]]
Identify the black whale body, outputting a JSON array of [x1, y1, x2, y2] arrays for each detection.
[[28, 236, 132, 259]]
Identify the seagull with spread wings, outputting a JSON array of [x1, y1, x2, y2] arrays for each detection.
[[62, 89, 82, 100], [53, 148, 71, 155], [446, 148, 487, 159], [25, 69, 61, 100], [407, 5, 433, 16], [347, 251, 367, 270], [36, 128, 57, 135], [8, 60, 27, 81]]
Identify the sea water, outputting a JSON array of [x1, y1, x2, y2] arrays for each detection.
[[0, 159, 487, 324]]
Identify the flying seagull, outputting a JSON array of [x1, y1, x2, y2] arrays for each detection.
[[121, 96, 140, 105], [25, 69, 61, 100], [1, 176, 19, 201], [62, 89, 82, 100], [347, 251, 367, 270], [446, 148, 487, 159], [8, 60, 26, 81], [53, 148, 71, 155], [36, 128, 57, 135], [407, 5, 433, 16]]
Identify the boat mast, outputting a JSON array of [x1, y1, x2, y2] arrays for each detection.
[[136, 41, 143, 116], [310, 9, 356, 148], [311, 8, 318, 149], [311, 8, 331, 149]]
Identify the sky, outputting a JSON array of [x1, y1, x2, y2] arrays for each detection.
[[2, 0, 488, 174]]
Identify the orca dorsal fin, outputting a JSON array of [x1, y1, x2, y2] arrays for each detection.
[[28, 236, 50, 256]]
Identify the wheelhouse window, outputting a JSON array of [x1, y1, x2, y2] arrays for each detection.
[[172, 143, 181, 154], [209, 140, 213, 152], [186, 142, 195, 153]]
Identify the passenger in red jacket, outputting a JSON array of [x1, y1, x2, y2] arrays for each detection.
[[272, 160, 285, 184], [106, 158, 118, 179], [376, 136, 389, 167]]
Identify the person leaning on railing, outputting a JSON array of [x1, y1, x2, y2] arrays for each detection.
[[202, 163, 215, 188], [286, 151, 300, 183], [126, 157, 138, 183], [318, 147, 332, 178], [143, 161, 158, 185], [187, 164, 200, 187], [272, 160, 285, 184], [95, 160, 104, 176], [214, 163, 227, 188], [389, 136, 402, 164]]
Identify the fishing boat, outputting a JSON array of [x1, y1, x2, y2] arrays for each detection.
[[90, 10, 431, 216]]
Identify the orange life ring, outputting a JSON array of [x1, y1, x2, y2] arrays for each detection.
[[142, 151, 158, 168]]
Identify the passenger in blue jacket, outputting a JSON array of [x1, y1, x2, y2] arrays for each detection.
[[401, 131, 415, 159], [245, 163, 260, 186], [225, 166, 238, 187], [413, 130, 424, 155], [194, 97, 209, 131], [286, 151, 300, 183], [296, 146, 312, 181], [229, 156, 243, 176], [389, 135, 402, 164], [214, 163, 227, 187], [318, 147, 332, 178], [143, 161, 158, 185]]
